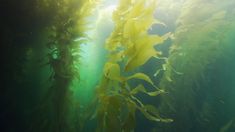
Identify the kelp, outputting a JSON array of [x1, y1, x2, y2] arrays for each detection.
[[93, 0, 172, 131], [220, 120, 234, 132], [157, 0, 235, 131], [30, 0, 99, 131]]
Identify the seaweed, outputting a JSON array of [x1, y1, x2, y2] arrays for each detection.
[[93, 0, 172, 131], [30, 0, 100, 131], [157, 0, 235, 131]]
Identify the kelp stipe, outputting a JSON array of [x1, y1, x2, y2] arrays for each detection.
[[92, 0, 172, 131], [29, 0, 99, 131], [157, 0, 235, 131]]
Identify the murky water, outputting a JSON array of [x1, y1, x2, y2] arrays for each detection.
[[1, 0, 235, 132]]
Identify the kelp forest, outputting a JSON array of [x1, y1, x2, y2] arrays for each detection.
[[1, 0, 235, 132]]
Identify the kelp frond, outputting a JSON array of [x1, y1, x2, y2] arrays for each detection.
[[94, 0, 172, 131]]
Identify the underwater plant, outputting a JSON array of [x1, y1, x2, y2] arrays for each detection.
[[4, 0, 235, 131], [157, 0, 235, 131], [30, 0, 100, 131], [92, 0, 173, 131]]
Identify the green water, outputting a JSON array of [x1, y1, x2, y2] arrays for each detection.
[[1, 0, 235, 132]]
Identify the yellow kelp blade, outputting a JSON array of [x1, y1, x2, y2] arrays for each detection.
[[125, 34, 164, 71], [130, 84, 165, 96], [127, 72, 154, 86], [103, 62, 121, 81]]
